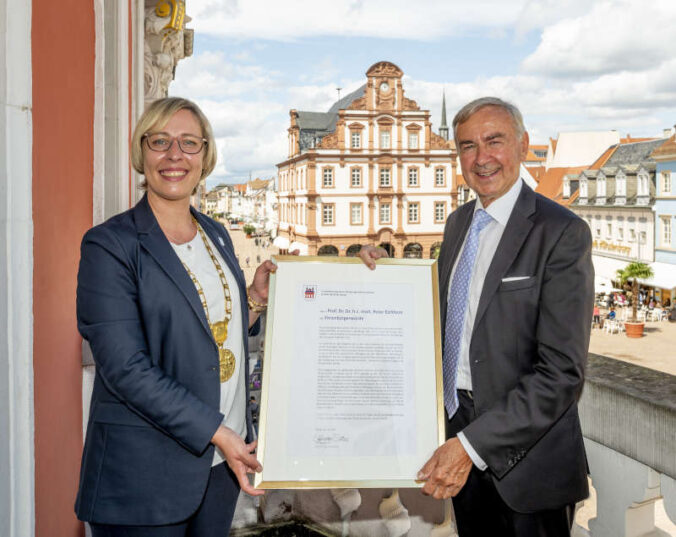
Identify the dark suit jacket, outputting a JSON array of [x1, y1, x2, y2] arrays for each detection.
[[438, 182, 593, 513], [75, 195, 256, 525]]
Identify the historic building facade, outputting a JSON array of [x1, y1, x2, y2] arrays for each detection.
[[275, 61, 456, 258], [652, 133, 676, 265], [566, 139, 676, 301]]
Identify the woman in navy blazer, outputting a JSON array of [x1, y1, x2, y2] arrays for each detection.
[[75, 97, 271, 536]]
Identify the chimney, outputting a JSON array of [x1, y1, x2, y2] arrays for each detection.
[[664, 127, 674, 138]]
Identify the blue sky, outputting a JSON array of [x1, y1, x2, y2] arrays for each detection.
[[171, 0, 676, 187]]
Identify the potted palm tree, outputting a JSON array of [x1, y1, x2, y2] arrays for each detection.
[[615, 262, 654, 338]]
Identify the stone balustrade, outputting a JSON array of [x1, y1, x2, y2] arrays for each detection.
[[229, 353, 676, 536], [577, 354, 676, 537]]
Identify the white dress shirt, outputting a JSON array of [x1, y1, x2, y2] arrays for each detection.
[[450, 179, 523, 470]]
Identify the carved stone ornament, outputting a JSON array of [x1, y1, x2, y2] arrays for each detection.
[[318, 132, 338, 149], [350, 96, 367, 110], [402, 97, 420, 111], [430, 131, 450, 150], [366, 61, 404, 79], [144, 0, 193, 105]]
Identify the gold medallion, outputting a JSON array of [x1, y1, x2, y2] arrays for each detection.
[[219, 347, 236, 382], [211, 320, 228, 346]]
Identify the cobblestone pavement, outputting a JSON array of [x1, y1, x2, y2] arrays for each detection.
[[227, 228, 280, 286], [589, 308, 676, 376]]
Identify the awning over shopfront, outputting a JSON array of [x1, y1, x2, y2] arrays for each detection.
[[592, 255, 676, 290], [272, 236, 290, 249], [645, 262, 676, 290]]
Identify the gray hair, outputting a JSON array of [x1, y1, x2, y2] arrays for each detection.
[[452, 97, 525, 141]]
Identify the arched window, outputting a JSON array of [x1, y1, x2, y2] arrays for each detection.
[[403, 243, 423, 259], [318, 245, 339, 256], [346, 244, 362, 257]]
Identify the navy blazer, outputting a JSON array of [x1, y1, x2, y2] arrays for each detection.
[[75, 195, 256, 525], [438, 183, 594, 512]]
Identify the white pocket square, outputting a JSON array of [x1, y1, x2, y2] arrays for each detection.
[[502, 276, 531, 282]]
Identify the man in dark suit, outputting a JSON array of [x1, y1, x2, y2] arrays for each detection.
[[361, 97, 593, 536]]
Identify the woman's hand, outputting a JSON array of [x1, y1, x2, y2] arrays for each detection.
[[211, 425, 264, 496], [357, 245, 389, 270], [249, 260, 277, 304], [247, 251, 300, 327]]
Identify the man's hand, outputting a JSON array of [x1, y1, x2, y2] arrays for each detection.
[[211, 425, 265, 496], [417, 437, 473, 499], [357, 245, 389, 270]]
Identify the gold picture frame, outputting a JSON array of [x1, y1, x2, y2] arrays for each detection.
[[255, 256, 444, 489]]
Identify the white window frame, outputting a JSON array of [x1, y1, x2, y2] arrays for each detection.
[[380, 130, 391, 149], [434, 201, 445, 223], [616, 173, 626, 196], [435, 167, 445, 187], [350, 203, 363, 225], [350, 167, 362, 187], [408, 167, 418, 187], [662, 171, 672, 194], [408, 132, 419, 149], [408, 202, 420, 223], [379, 203, 391, 224], [322, 204, 335, 225], [379, 167, 391, 187], [322, 167, 334, 188], [351, 131, 361, 149], [597, 177, 606, 198], [662, 216, 672, 246]]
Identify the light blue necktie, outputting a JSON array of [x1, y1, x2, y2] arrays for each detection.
[[443, 209, 493, 417]]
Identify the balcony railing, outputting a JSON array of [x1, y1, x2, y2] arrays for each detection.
[[227, 353, 676, 537]]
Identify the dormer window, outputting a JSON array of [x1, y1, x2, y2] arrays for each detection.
[[596, 176, 606, 204], [579, 178, 588, 203], [615, 171, 626, 205], [637, 171, 650, 204], [563, 179, 570, 198]]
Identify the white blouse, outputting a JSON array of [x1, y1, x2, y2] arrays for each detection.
[[171, 230, 246, 467]]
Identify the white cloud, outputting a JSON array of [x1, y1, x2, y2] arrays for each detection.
[[187, 0, 527, 40], [171, 51, 283, 99], [522, 0, 676, 77], [174, 0, 676, 185]]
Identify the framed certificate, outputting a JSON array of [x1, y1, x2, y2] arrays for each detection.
[[255, 256, 444, 489]]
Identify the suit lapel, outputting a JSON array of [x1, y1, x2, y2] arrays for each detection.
[[473, 185, 536, 332], [133, 195, 213, 343]]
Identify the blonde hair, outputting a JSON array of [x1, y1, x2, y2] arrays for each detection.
[[131, 97, 217, 185]]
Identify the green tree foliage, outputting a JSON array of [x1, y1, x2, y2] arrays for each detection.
[[615, 262, 654, 322]]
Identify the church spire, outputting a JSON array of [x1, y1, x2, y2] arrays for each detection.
[[439, 90, 449, 141]]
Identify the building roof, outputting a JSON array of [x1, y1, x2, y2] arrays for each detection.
[[620, 135, 657, 143], [327, 84, 367, 115], [529, 165, 546, 183], [535, 166, 587, 201], [604, 138, 667, 166], [589, 145, 618, 169], [651, 134, 676, 159], [295, 85, 368, 151], [248, 178, 272, 190]]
